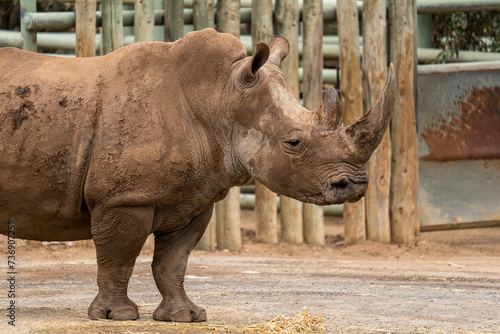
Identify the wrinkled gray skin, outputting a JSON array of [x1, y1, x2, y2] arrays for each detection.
[[0, 29, 395, 322]]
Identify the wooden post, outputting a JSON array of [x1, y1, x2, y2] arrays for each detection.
[[255, 184, 278, 243], [20, 0, 36, 52], [251, 0, 273, 50], [165, 0, 184, 41], [389, 0, 419, 245], [362, 0, 391, 243], [275, 0, 303, 244], [302, 0, 325, 246], [251, 0, 278, 244], [134, 0, 155, 42], [215, 0, 242, 251], [193, 0, 214, 30], [217, 0, 240, 36], [75, 0, 97, 248], [102, 0, 124, 54], [76, 0, 96, 57], [338, 0, 366, 245], [193, 0, 216, 251], [215, 188, 242, 250], [194, 208, 216, 251]]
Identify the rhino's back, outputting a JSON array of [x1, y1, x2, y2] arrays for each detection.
[[0, 49, 104, 240]]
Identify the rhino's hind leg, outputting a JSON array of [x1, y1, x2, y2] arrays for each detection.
[[152, 207, 213, 322], [88, 205, 154, 321]]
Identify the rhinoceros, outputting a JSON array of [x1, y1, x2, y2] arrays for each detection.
[[0, 28, 394, 322]]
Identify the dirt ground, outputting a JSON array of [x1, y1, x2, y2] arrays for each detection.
[[1, 210, 500, 334]]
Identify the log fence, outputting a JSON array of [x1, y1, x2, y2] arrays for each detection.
[[362, 0, 391, 244], [214, 0, 242, 252], [302, 0, 325, 246], [1, 0, 499, 248], [337, 0, 366, 246], [275, 0, 303, 244]]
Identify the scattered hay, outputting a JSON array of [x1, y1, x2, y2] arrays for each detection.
[[243, 308, 327, 333], [187, 308, 327, 333]]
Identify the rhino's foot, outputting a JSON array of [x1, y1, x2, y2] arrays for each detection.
[[88, 295, 139, 321], [153, 300, 206, 322]]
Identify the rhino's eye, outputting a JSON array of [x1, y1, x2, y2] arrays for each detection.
[[282, 139, 303, 154], [282, 131, 305, 154], [286, 140, 301, 147]]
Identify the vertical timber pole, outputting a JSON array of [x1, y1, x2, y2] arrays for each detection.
[[362, 0, 391, 243], [389, 0, 418, 245], [215, 0, 242, 252], [303, 0, 325, 246], [193, 0, 215, 30], [165, 0, 184, 41], [194, 0, 216, 251], [76, 0, 97, 57], [134, 0, 155, 42], [102, 0, 124, 55], [195, 209, 217, 251], [217, 0, 240, 36], [75, 0, 96, 248], [20, 0, 36, 52], [252, 0, 278, 244], [338, 0, 366, 245], [275, 0, 303, 244]]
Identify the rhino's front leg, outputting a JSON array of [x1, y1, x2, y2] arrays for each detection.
[[152, 207, 212, 322], [88, 205, 154, 321]]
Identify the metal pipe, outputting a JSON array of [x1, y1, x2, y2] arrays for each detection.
[[22, 9, 192, 31], [299, 68, 338, 84], [21, 1, 356, 33], [417, 0, 500, 13], [420, 220, 500, 232], [20, 0, 37, 51], [0, 30, 23, 48], [417, 60, 500, 74], [418, 48, 500, 63], [17, 0, 500, 33], [23, 12, 93, 31], [36, 32, 102, 52], [37, 0, 500, 11]]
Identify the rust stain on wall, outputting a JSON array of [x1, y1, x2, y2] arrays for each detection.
[[421, 86, 500, 161]]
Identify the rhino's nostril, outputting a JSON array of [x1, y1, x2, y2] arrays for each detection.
[[331, 178, 349, 190]]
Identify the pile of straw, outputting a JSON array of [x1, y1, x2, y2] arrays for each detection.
[[243, 308, 327, 333]]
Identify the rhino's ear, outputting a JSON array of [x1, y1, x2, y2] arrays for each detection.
[[268, 36, 289, 66], [238, 42, 270, 83]]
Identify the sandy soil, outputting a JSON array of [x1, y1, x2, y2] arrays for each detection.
[[1, 210, 499, 333]]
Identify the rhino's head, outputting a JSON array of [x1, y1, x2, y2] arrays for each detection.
[[229, 36, 395, 205]]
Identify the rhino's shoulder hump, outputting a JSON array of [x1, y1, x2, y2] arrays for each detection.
[[0, 46, 20, 56], [176, 28, 247, 62], [0, 47, 36, 62]]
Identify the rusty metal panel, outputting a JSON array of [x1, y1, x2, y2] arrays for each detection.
[[417, 61, 500, 227]]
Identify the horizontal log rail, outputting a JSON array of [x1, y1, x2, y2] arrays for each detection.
[[421, 221, 500, 232], [417, 0, 500, 13], [4, 29, 498, 67], [17, 0, 500, 33]]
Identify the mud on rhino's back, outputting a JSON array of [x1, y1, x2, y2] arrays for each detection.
[[0, 48, 103, 240]]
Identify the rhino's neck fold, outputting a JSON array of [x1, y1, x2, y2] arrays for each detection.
[[177, 86, 249, 192]]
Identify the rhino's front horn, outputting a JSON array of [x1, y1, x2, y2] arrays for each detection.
[[342, 63, 396, 161], [316, 87, 343, 131]]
